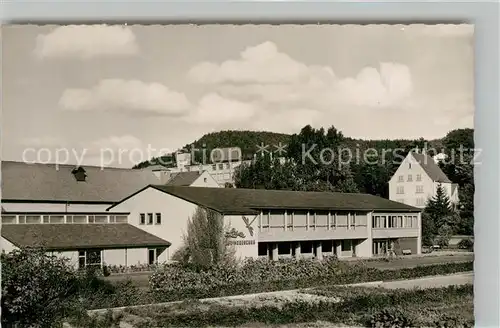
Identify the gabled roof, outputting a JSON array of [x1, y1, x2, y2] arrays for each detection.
[[142, 185, 421, 215], [1, 224, 171, 250], [166, 171, 204, 186], [1, 161, 160, 203], [410, 153, 452, 183]]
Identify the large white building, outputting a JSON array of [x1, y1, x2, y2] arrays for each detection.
[[389, 151, 459, 208], [1, 160, 422, 269]]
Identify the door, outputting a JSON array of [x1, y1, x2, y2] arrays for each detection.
[[148, 249, 156, 265]]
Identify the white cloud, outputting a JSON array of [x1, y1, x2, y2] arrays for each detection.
[[20, 136, 67, 147], [188, 41, 320, 84], [35, 25, 139, 59], [188, 41, 413, 109], [413, 24, 474, 38], [59, 79, 192, 116], [186, 93, 258, 126]]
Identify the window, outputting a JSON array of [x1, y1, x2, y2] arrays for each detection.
[[398, 175, 404, 182], [218, 163, 224, 170], [24, 215, 40, 224], [258, 243, 268, 256], [286, 212, 293, 229], [155, 213, 162, 225], [203, 178, 207, 183], [43, 216, 50, 223], [396, 186, 404, 194], [78, 250, 102, 269], [148, 248, 161, 265], [416, 174, 422, 182], [139, 213, 146, 225], [261, 212, 270, 229], [1, 216, 16, 224], [341, 240, 352, 252], [49, 215, 64, 223], [416, 198, 425, 206], [416, 185, 424, 194], [409, 163, 412, 169], [405, 215, 417, 228], [310, 213, 316, 227], [407, 174, 412, 182], [18, 216, 26, 224], [398, 216, 403, 228], [148, 213, 154, 225], [330, 212, 336, 228], [78, 251, 86, 269], [212, 164, 217, 171], [225, 163, 230, 169]]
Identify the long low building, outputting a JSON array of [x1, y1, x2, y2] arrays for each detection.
[[108, 185, 422, 261], [1, 161, 422, 268]]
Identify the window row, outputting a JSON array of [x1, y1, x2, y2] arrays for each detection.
[[1, 215, 128, 224], [139, 213, 162, 225], [398, 174, 422, 182], [372, 215, 417, 229], [260, 211, 365, 231], [395, 185, 425, 195]]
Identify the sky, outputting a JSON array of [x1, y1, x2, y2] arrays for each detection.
[[2, 24, 474, 168]]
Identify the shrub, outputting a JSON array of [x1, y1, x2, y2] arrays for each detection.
[[432, 314, 474, 328], [368, 308, 415, 327], [1, 248, 82, 327], [149, 257, 473, 302], [457, 239, 474, 251]]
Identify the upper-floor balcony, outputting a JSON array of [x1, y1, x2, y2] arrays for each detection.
[[256, 209, 420, 242], [1, 212, 129, 225], [257, 210, 369, 242]]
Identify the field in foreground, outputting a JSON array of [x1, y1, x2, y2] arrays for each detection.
[[109, 284, 473, 328]]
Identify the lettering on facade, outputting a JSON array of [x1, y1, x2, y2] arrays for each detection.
[[227, 240, 256, 246]]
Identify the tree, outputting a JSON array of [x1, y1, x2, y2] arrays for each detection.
[[173, 207, 239, 269], [436, 223, 454, 247], [421, 212, 436, 246], [425, 184, 453, 229], [1, 248, 81, 327]]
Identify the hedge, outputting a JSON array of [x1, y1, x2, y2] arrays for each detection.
[[148, 257, 473, 301]]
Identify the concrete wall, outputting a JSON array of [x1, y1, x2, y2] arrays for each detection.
[[110, 187, 198, 261], [1, 237, 17, 253], [1, 202, 111, 212]]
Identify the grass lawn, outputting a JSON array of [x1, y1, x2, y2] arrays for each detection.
[[113, 284, 473, 328]]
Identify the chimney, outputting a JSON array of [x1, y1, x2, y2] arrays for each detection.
[[71, 166, 87, 182]]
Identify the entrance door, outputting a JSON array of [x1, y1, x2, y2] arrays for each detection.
[[148, 249, 156, 265]]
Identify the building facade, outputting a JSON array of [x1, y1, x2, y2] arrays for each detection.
[[108, 185, 422, 261], [388, 151, 459, 209], [1, 161, 422, 269]]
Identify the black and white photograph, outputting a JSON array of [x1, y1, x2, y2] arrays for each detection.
[[1, 24, 474, 327]]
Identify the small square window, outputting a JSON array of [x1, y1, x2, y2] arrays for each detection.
[[148, 213, 154, 225], [140, 213, 146, 225], [155, 213, 162, 225], [407, 174, 412, 182]]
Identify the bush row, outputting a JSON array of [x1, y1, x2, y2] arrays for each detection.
[[125, 285, 473, 328], [149, 257, 473, 297]]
